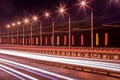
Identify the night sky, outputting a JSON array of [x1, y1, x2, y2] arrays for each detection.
[[0, 0, 120, 27]]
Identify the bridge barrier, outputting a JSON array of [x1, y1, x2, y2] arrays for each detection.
[[0, 44, 120, 60]]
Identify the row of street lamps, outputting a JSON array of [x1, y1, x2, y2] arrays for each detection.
[[6, 1, 93, 49]]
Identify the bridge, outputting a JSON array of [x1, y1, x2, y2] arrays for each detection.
[[0, 0, 120, 80]]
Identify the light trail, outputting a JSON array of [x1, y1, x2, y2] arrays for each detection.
[[0, 49, 120, 73], [0, 64, 38, 80], [0, 58, 74, 80], [0, 67, 25, 80], [0, 59, 60, 80]]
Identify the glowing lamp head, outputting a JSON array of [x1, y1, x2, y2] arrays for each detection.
[[7, 25, 10, 28], [33, 16, 38, 21], [60, 8, 64, 13], [81, 1, 86, 6], [45, 13, 50, 17], [17, 22, 21, 25], [24, 19, 29, 23], [12, 23, 15, 26]]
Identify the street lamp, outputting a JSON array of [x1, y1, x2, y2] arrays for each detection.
[[7, 25, 10, 28], [23, 18, 29, 45], [7, 25, 10, 44], [58, 6, 71, 48], [79, 0, 94, 49], [12, 23, 16, 45], [17, 21, 21, 45], [44, 12, 55, 46], [31, 16, 38, 46]]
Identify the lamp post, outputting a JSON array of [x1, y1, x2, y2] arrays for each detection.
[[44, 12, 55, 46], [58, 7, 71, 48], [17, 21, 21, 45], [12, 23, 15, 45], [31, 16, 38, 46], [39, 21, 42, 46], [24, 19, 29, 45], [80, 1, 94, 49], [7, 25, 10, 44]]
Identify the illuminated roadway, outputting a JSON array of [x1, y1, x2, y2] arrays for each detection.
[[0, 49, 119, 80]]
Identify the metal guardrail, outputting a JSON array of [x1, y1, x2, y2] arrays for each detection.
[[0, 44, 120, 60]]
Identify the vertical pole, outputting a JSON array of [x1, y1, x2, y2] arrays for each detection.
[[17, 27, 18, 45], [52, 18, 54, 46], [68, 15, 71, 48], [91, 9, 93, 49], [31, 25, 32, 46], [40, 22, 42, 46], [12, 29, 13, 45], [7, 30, 9, 44], [23, 26, 24, 45]]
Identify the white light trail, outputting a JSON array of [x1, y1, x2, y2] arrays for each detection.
[[0, 49, 120, 73], [0, 64, 38, 80], [0, 59, 59, 80], [0, 58, 74, 80], [0, 67, 25, 80]]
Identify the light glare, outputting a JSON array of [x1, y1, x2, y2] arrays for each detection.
[[17, 22, 21, 25], [7, 25, 10, 28], [12, 23, 16, 26], [81, 1, 86, 6], [45, 13, 50, 17], [33, 16, 38, 21], [24, 19, 29, 23], [60, 8, 64, 13]]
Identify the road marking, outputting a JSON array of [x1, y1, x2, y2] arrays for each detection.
[[0, 58, 74, 80], [0, 67, 25, 80], [0, 64, 38, 80]]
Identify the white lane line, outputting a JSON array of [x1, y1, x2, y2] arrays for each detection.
[[0, 58, 74, 80], [0, 67, 25, 80], [0, 64, 38, 80], [0, 49, 120, 72], [0, 60, 58, 80]]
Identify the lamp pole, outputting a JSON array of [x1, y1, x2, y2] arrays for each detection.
[[44, 12, 55, 46], [17, 22, 21, 45], [58, 7, 71, 48], [52, 18, 54, 46], [31, 24, 32, 46], [40, 21, 42, 46], [91, 9, 94, 49], [12, 29, 13, 44], [68, 15, 71, 48], [16, 26, 18, 45], [23, 26, 24, 45], [80, 1, 94, 49], [7, 25, 10, 44]]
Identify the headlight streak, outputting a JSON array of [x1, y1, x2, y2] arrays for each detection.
[[0, 58, 74, 80], [0, 67, 25, 80], [0, 59, 59, 80], [0, 64, 38, 80], [0, 49, 120, 73]]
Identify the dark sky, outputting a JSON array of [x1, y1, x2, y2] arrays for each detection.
[[0, 0, 120, 27]]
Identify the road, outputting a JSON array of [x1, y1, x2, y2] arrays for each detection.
[[0, 49, 119, 80]]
